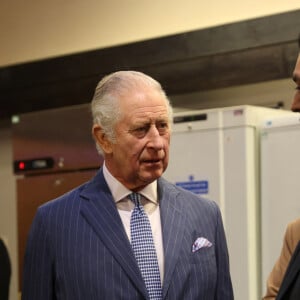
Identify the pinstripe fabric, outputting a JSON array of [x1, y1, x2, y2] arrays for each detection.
[[158, 178, 233, 300], [22, 169, 233, 300]]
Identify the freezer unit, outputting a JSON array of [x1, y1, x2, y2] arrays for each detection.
[[164, 105, 291, 300], [261, 113, 300, 293]]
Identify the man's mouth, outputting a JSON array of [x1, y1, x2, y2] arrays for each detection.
[[143, 159, 161, 164]]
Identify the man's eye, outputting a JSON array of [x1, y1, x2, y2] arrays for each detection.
[[130, 126, 149, 138], [157, 122, 169, 132], [135, 127, 147, 133]]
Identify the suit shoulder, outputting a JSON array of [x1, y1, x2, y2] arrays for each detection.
[[160, 177, 219, 213], [181, 186, 218, 212], [285, 218, 300, 251], [289, 217, 300, 230]]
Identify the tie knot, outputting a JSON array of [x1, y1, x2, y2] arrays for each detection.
[[129, 193, 141, 207]]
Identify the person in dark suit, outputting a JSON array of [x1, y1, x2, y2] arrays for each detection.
[[263, 219, 300, 299], [0, 238, 11, 300], [263, 34, 300, 300], [276, 240, 300, 299], [21, 70, 233, 299]]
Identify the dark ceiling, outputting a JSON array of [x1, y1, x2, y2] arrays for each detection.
[[1, 9, 300, 120]]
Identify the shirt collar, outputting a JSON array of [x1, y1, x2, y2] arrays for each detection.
[[103, 162, 158, 204]]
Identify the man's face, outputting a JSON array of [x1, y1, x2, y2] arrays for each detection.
[[103, 86, 171, 191], [291, 53, 300, 112]]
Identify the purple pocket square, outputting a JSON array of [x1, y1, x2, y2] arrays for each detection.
[[192, 237, 212, 253]]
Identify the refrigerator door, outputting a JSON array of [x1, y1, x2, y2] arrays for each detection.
[[222, 123, 259, 300], [165, 109, 222, 202], [261, 114, 300, 291], [17, 169, 97, 290]]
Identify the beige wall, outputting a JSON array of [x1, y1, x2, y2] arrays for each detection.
[[1, 1, 300, 67], [1, 3, 300, 300]]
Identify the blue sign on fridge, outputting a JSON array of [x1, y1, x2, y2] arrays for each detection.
[[175, 179, 208, 194]]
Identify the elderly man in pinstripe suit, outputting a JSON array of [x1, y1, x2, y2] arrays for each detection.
[[22, 71, 233, 299]]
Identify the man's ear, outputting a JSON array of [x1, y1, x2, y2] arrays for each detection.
[[92, 124, 113, 154]]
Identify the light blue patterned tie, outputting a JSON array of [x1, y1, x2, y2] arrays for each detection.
[[129, 193, 162, 300]]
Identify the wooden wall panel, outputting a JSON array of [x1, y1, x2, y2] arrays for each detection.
[[1, 9, 300, 119]]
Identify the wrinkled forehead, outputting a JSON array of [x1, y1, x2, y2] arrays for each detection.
[[120, 89, 168, 113]]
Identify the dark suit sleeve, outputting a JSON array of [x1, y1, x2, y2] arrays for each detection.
[[213, 202, 234, 299], [276, 241, 300, 300], [22, 208, 54, 300], [0, 238, 11, 300]]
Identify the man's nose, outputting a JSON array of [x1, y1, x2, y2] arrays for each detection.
[[148, 126, 163, 149]]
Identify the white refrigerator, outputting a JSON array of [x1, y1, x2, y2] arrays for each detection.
[[163, 105, 291, 300], [261, 113, 300, 293]]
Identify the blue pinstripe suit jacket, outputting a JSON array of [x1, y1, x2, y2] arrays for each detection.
[[22, 169, 233, 299]]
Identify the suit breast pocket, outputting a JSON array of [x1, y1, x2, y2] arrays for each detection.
[[189, 245, 215, 265]]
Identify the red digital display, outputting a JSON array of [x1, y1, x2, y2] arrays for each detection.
[[18, 161, 25, 170], [13, 157, 54, 173]]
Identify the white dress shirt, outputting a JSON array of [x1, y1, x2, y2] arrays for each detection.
[[102, 163, 164, 283]]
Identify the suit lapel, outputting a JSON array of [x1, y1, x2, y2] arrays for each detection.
[[158, 178, 186, 298], [79, 170, 148, 299], [277, 241, 300, 299]]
